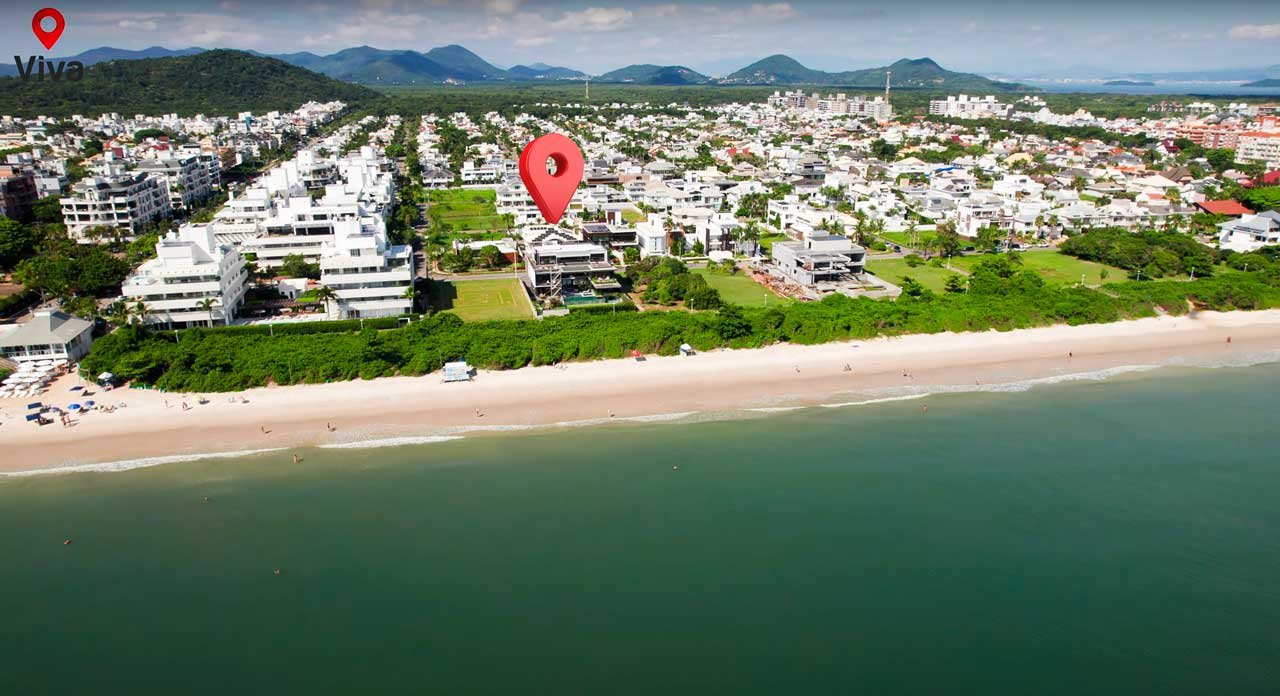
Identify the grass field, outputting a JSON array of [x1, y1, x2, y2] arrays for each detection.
[[692, 268, 791, 307], [429, 278, 534, 321], [427, 188, 510, 233], [621, 208, 646, 224], [950, 250, 1124, 286], [865, 258, 964, 293]]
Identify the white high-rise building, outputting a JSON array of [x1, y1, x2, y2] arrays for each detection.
[[60, 173, 171, 241], [318, 223, 415, 319], [121, 224, 249, 327], [928, 95, 1013, 119]]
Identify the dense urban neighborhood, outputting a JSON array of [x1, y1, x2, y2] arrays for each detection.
[[3, 73, 1280, 391]]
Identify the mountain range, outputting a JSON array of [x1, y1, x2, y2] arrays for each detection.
[[1, 43, 1020, 90]]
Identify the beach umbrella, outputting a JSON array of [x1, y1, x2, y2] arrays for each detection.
[[68, 403, 81, 411], [69, 385, 83, 392], [84, 401, 95, 407], [630, 350, 642, 357]]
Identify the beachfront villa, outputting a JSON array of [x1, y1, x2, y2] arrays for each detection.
[[523, 239, 619, 301], [772, 233, 867, 287], [120, 224, 249, 328], [0, 309, 94, 363], [1218, 212, 1280, 253]]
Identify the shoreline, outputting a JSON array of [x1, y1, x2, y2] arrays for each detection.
[[4, 309, 1280, 475]]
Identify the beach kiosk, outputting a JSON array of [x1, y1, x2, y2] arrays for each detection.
[[442, 361, 473, 383], [679, 343, 695, 356]]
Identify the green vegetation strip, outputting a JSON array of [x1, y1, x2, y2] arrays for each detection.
[[81, 258, 1280, 393]]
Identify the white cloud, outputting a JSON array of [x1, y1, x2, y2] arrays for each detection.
[[515, 35, 552, 47], [117, 19, 158, 31], [1229, 24, 1280, 40], [551, 7, 634, 32], [748, 3, 796, 21], [642, 4, 680, 18]]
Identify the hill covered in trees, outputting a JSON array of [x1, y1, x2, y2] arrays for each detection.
[[0, 50, 379, 117]]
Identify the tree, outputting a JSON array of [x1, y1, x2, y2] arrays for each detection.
[[944, 274, 967, 294], [477, 245, 505, 269], [0, 219, 41, 270], [280, 254, 320, 280], [715, 304, 751, 339], [196, 297, 217, 327], [313, 286, 339, 317]]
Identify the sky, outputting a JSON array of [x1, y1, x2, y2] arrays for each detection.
[[6, 0, 1280, 76]]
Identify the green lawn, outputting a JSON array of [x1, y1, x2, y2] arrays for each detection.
[[692, 268, 791, 307], [427, 188, 510, 232], [757, 233, 789, 254], [621, 208, 646, 224], [950, 250, 1124, 286], [865, 258, 963, 293], [429, 278, 534, 321]]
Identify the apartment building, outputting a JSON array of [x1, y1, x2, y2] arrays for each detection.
[[928, 95, 1013, 119], [60, 173, 171, 241], [1236, 132, 1280, 167], [317, 222, 415, 320], [0, 165, 38, 220], [121, 224, 249, 327], [136, 152, 220, 212]]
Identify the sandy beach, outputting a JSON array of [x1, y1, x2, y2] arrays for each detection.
[[4, 309, 1280, 474]]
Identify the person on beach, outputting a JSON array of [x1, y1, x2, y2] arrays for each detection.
[[261, 425, 270, 434], [475, 408, 484, 418], [1227, 336, 1232, 345], [292, 454, 300, 464], [327, 422, 336, 432], [843, 363, 852, 372]]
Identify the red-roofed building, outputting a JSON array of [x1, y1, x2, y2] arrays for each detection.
[[1196, 200, 1253, 216], [1244, 170, 1280, 188]]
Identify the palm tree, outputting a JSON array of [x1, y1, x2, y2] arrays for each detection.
[[313, 286, 339, 318], [131, 301, 150, 327], [195, 298, 217, 327], [402, 283, 417, 311], [105, 300, 130, 326]]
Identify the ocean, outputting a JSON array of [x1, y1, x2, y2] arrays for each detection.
[[2, 363, 1279, 694]]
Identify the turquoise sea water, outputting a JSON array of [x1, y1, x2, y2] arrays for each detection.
[[2, 364, 1279, 694]]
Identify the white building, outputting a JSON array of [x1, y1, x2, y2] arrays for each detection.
[[1218, 212, 1280, 253], [929, 95, 1013, 120], [1237, 133, 1280, 167], [136, 152, 220, 212], [60, 173, 171, 241], [318, 224, 415, 319], [0, 310, 94, 364], [121, 224, 249, 327]]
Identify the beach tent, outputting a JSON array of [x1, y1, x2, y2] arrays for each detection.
[[679, 343, 695, 356], [442, 361, 473, 383]]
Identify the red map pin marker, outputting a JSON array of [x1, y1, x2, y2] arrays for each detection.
[[519, 133, 583, 225], [32, 8, 66, 51]]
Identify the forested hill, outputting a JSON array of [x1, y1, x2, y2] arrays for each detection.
[[0, 50, 380, 117]]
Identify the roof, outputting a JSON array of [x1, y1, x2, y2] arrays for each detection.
[[0, 310, 92, 348], [1196, 200, 1253, 216]]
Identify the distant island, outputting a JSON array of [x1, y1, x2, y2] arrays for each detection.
[[1103, 80, 1155, 86], [1241, 78, 1280, 88]]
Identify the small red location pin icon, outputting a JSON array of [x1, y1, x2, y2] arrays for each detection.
[[518, 133, 583, 225], [32, 8, 66, 51]]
